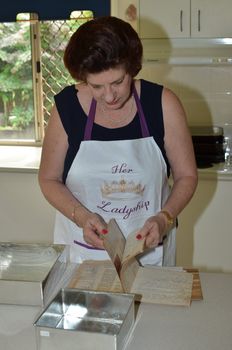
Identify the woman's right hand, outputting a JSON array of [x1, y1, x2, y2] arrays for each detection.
[[74, 208, 108, 249]]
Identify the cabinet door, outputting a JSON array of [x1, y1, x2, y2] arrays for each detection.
[[191, 0, 232, 38], [139, 0, 190, 38]]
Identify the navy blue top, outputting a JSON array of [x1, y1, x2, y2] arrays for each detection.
[[54, 79, 170, 182]]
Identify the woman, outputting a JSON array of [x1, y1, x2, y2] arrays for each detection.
[[38, 16, 197, 266]]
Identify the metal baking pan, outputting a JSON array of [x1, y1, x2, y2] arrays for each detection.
[[0, 242, 68, 306], [34, 289, 135, 350]]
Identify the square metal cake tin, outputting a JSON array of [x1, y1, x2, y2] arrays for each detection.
[[34, 288, 135, 350], [0, 242, 67, 306]]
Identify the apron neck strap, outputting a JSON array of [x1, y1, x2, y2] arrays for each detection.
[[84, 81, 150, 140], [84, 98, 97, 141], [132, 83, 150, 138]]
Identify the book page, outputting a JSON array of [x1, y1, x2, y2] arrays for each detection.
[[122, 229, 146, 264], [103, 219, 126, 274], [130, 266, 193, 306], [120, 257, 140, 292], [68, 260, 123, 293], [68, 261, 196, 306], [68, 219, 194, 307], [103, 219, 145, 292], [104, 219, 146, 266]]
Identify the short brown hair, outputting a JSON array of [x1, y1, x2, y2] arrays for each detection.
[[64, 16, 143, 81]]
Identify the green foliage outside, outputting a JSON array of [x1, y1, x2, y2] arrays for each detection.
[[0, 21, 33, 130], [0, 12, 92, 133], [40, 17, 86, 125]]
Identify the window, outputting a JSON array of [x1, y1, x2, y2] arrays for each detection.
[[0, 1, 110, 146], [0, 11, 94, 145]]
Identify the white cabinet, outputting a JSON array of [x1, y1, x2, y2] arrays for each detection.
[[191, 0, 232, 38], [139, 0, 190, 38], [121, 0, 232, 38]]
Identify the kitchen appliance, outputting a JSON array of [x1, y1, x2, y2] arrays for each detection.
[[190, 126, 225, 167], [34, 289, 135, 350], [223, 123, 232, 169]]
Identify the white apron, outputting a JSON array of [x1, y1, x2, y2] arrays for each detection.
[[54, 83, 176, 266]]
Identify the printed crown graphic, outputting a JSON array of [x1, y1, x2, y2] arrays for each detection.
[[101, 178, 145, 199]]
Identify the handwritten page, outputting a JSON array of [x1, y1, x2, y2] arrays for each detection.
[[68, 260, 123, 293], [130, 266, 193, 306]]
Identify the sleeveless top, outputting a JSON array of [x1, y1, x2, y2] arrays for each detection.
[[54, 79, 170, 182]]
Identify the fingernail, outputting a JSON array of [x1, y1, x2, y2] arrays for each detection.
[[101, 229, 108, 235], [136, 234, 142, 240]]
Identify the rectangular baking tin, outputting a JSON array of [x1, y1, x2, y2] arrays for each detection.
[[0, 242, 67, 306], [34, 288, 135, 350]]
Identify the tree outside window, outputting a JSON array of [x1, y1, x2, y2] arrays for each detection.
[[0, 11, 93, 145]]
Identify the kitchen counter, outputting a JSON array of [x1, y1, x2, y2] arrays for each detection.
[[197, 162, 232, 180], [1, 145, 232, 180], [0, 146, 41, 173], [0, 272, 231, 350]]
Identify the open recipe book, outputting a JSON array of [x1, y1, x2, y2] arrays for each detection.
[[69, 219, 202, 306]]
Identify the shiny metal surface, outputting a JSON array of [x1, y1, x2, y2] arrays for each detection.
[[34, 289, 135, 350], [0, 243, 67, 306]]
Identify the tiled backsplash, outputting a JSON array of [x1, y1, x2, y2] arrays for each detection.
[[138, 63, 232, 129]]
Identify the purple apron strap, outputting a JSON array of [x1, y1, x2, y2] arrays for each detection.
[[132, 84, 150, 138], [84, 98, 97, 140], [84, 82, 150, 140], [73, 239, 105, 250]]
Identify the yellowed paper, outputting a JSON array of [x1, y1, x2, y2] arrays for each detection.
[[103, 219, 145, 268], [103, 219, 126, 274], [130, 266, 193, 306], [120, 257, 140, 292], [69, 219, 194, 306], [122, 229, 145, 264], [68, 260, 123, 293]]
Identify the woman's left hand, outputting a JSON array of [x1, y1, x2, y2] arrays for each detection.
[[136, 214, 167, 248]]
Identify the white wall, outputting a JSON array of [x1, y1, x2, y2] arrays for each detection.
[[138, 62, 232, 128], [0, 171, 55, 243], [176, 174, 232, 273]]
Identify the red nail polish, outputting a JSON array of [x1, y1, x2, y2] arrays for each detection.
[[102, 229, 108, 235], [136, 234, 142, 240]]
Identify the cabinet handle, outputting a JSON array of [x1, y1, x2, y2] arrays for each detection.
[[198, 9, 201, 32], [180, 10, 183, 32]]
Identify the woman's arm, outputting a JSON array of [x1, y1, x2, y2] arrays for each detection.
[[136, 87, 198, 248], [38, 105, 107, 248], [161, 87, 198, 217]]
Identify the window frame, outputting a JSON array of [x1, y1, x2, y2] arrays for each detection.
[[0, 1, 110, 146]]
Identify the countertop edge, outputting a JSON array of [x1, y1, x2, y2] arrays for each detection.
[[1, 146, 232, 179]]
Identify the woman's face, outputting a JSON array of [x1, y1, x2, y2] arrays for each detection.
[[86, 67, 133, 110]]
